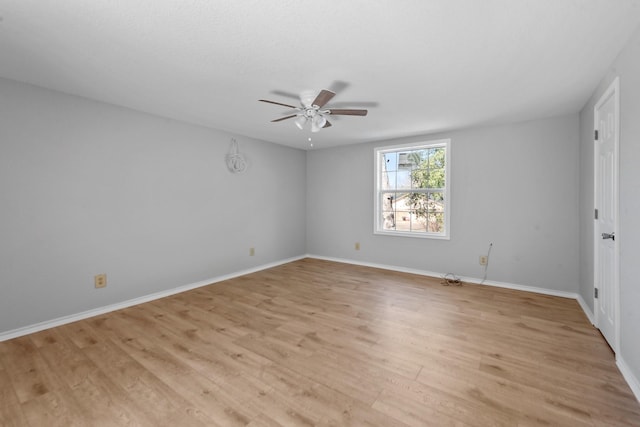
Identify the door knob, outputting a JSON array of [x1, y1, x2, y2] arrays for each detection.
[[602, 232, 615, 241]]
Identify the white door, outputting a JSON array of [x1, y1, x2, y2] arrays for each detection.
[[594, 77, 619, 352]]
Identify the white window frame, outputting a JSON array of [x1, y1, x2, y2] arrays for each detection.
[[374, 139, 450, 239]]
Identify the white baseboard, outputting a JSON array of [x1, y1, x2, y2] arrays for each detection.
[[0, 255, 306, 342], [307, 254, 578, 299], [617, 357, 640, 404], [576, 293, 595, 325], [308, 253, 448, 283]]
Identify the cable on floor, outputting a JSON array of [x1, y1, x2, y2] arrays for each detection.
[[441, 273, 462, 286]]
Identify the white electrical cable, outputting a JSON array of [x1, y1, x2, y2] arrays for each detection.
[[441, 273, 462, 286], [480, 242, 493, 284]]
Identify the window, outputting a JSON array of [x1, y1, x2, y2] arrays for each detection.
[[375, 139, 450, 239]]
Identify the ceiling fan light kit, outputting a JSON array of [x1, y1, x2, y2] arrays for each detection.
[[311, 114, 327, 133], [295, 115, 306, 130], [259, 88, 368, 133]]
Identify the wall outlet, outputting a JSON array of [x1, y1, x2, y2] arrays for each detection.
[[355, 242, 360, 251], [479, 256, 488, 266], [249, 247, 255, 256], [94, 273, 107, 288]]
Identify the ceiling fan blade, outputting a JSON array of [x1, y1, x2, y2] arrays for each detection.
[[312, 90, 336, 108], [259, 99, 299, 109], [327, 109, 368, 116], [323, 120, 332, 128], [271, 114, 298, 122]]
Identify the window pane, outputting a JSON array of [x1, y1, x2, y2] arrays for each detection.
[[428, 168, 445, 188], [412, 149, 429, 165], [429, 192, 445, 212], [407, 192, 428, 217], [381, 192, 397, 230], [393, 192, 411, 211], [427, 212, 445, 233], [382, 211, 396, 230], [411, 168, 445, 189], [382, 152, 397, 172], [397, 152, 417, 169], [396, 211, 411, 231], [411, 168, 431, 189], [396, 169, 411, 190], [430, 147, 445, 168], [381, 192, 397, 211], [410, 211, 427, 232], [381, 171, 396, 190]]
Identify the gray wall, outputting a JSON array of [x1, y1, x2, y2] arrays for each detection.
[[307, 115, 580, 292], [578, 25, 640, 387], [0, 77, 307, 333]]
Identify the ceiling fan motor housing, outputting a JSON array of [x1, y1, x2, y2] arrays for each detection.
[[304, 108, 319, 118]]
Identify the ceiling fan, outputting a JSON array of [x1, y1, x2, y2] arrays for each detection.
[[259, 89, 368, 133]]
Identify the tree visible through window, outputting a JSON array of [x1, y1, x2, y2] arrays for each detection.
[[375, 140, 450, 239]]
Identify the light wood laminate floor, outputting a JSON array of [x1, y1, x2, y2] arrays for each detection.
[[1, 258, 639, 426]]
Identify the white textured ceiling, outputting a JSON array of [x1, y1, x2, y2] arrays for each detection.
[[1, 0, 639, 150]]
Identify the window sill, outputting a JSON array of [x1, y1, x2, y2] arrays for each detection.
[[374, 230, 450, 240]]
